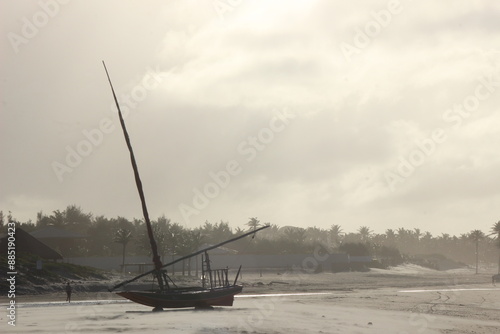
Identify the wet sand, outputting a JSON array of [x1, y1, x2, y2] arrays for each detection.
[[2, 265, 499, 333]]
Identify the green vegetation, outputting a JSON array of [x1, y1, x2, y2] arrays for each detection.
[[1, 207, 499, 273]]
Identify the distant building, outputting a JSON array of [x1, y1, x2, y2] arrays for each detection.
[[1, 227, 63, 260], [30, 226, 86, 256]]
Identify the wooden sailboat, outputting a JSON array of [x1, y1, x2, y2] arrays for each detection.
[[110, 226, 269, 310], [102, 62, 269, 310]]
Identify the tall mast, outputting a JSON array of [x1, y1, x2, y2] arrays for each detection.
[[102, 61, 163, 274]]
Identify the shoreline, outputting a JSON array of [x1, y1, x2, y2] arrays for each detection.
[[2, 265, 497, 301]]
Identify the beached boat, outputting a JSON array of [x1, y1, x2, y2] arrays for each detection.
[[109, 226, 268, 310], [102, 62, 268, 310], [117, 286, 243, 309]]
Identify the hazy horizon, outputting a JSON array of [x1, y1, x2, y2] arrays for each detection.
[[1, 1, 500, 237]]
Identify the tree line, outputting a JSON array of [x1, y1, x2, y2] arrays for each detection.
[[1, 206, 499, 271]]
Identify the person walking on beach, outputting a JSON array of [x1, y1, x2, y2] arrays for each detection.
[[65, 282, 72, 303]]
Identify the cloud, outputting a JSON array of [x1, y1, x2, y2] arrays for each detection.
[[1, 0, 500, 236]]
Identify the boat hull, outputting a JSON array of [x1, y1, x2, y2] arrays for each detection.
[[117, 285, 243, 309]]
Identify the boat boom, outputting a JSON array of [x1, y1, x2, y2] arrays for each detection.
[[109, 224, 270, 292]]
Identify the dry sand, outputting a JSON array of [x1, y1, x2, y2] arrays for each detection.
[[1, 265, 499, 333]]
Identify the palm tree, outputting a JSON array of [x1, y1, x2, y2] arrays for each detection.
[[246, 217, 260, 231], [469, 230, 485, 274], [164, 222, 185, 273], [385, 229, 396, 246], [281, 227, 307, 253], [412, 228, 422, 253], [64, 205, 92, 234], [396, 228, 409, 248], [358, 226, 373, 243], [259, 224, 279, 239], [305, 226, 323, 243], [178, 230, 204, 276], [421, 231, 433, 250], [413, 228, 422, 241], [491, 221, 500, 274], [49, 210, 65, 226], [329, 224, 343, 246], [114, 228, 133, 271]]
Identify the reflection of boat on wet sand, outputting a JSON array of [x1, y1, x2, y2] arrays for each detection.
[[102, 61, 268, 310]]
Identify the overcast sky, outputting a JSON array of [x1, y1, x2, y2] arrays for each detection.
[[1, 0, 500, 236]]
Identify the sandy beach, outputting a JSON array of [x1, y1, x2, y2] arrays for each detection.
[[2, 265, 500, 333]]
